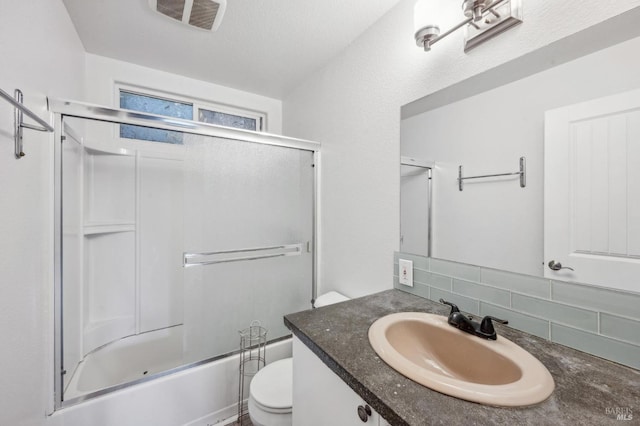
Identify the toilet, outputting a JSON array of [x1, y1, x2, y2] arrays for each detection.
[[247, 291, 350, 426]]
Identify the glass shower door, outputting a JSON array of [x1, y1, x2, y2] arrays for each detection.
[[59, 113, 315, 403], [182, 133, 314, 363]]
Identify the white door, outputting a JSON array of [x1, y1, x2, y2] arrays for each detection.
[[544, 89, 640, 292]]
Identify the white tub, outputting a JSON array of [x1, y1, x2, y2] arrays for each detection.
[[51, 338, 293, 426], [64, 326, 184, 400]]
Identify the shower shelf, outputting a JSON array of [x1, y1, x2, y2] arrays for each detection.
[[83, 223, 136, 235], [84, 144, 135, 157]]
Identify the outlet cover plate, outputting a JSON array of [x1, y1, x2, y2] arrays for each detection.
[[399, 259, 413, 287]]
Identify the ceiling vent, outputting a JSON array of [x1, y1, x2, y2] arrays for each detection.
[[149, 0, 227, 31]]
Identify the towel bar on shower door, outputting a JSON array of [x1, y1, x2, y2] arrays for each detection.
[[183, 243, 304, 267]]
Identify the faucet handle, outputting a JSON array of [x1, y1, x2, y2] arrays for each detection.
[[439, 299, 460, 315], [480, 315, 509, 335]]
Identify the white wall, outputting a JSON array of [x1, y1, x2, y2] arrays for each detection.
[[401, 35, 640, 277], [283, 0, 640, 298], [0, 1, 85, 425], [84, 54, 283, 134]]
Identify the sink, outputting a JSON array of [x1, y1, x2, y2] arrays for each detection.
[[368, 312, 554, 406]]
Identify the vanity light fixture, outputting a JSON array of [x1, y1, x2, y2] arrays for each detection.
[[414, 0, 522, 52]]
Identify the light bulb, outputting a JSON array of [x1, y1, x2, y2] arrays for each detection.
[[414, 0, 439, 33], [414, 0, 441, 49]]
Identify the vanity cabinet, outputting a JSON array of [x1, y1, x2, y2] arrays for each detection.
[[292, 336, 390, 426]]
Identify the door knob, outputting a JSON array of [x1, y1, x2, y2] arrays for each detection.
[[548, 260, 574, 271]]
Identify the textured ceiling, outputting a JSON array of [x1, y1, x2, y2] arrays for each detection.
[[62, 0, 402, 99]]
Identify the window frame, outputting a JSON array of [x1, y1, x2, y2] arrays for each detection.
[[197, 106, 263, 132], [114, 83, 267, 144]]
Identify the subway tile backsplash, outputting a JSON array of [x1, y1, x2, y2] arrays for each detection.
[[479, 302, 550, 340], [599, 313, 640, 346], [481, 268, 551, 299], [421, 271, 453, 290], [551, 280, 640, 319], [551, 324, 640, 370], [511, 293, 599, 332], [452, 279, 510, 308], [394, 251, 640, 370], [430, 287, 480, 315], [430, 258, 481, 282]]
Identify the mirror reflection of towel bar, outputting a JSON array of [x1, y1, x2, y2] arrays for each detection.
[[183, 243, 303, 267], [458, 156, 526, 191]]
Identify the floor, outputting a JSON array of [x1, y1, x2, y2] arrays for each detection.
[[220, 413, 252, 426]]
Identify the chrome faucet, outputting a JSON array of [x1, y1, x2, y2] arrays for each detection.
[[439, 299, 508, 340]]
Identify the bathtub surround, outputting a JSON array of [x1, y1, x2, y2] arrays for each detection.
[[63, 327, 185, 401], [56, 108, 316, 406], [394, 252, 640, 370]]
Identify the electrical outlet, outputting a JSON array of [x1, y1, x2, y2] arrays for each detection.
[[398, 259, 413, 287]]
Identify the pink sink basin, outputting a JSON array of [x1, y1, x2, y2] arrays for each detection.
[[368, 312, 554, 406]]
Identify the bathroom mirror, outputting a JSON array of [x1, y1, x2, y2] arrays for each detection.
[[400, 9, 640, 291]]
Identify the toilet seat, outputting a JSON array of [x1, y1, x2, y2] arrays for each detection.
[[249, 397, 292, 415], [249, 358, 293, 426], [248, 398, 292, 426], [250, 358, 293, 411]]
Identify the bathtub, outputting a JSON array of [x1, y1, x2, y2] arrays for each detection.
[[53, 337, 293, 426], [64, 326, 185, 401]]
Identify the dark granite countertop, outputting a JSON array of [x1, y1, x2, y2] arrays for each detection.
[[284, 289, 640, 426]]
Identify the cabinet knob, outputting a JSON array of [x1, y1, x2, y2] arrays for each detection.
[[357, 404, 372, 422]]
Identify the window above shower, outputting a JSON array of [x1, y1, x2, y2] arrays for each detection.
[[118, 86, 266, 144]]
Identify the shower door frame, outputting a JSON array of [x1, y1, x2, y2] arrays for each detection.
[[50, 99, 321, 410], [400, 156, 434, 257]]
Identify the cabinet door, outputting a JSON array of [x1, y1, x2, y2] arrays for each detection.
[[292, 336, 382, 426]]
